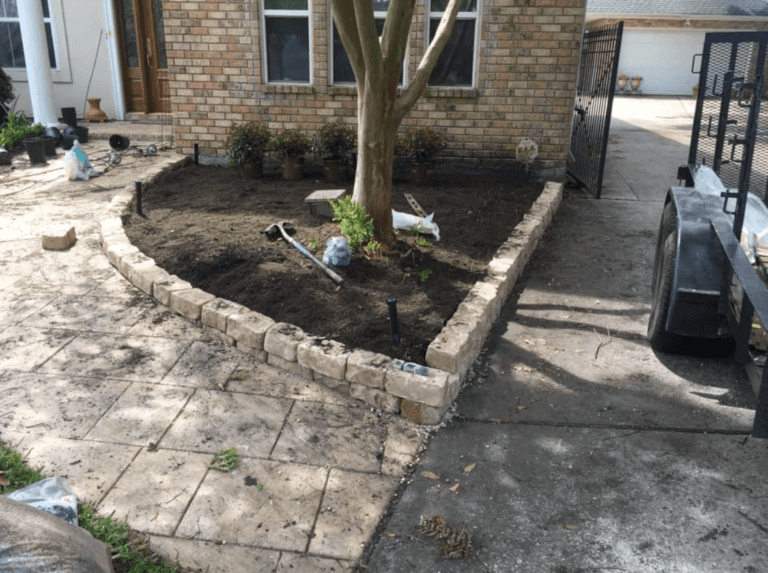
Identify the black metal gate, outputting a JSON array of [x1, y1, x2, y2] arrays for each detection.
[[568, 22, 623, 199]]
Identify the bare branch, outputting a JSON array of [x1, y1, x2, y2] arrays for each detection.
[[381, 0, 416, 81], [396, 0, 462, 122], [353, 0, 384, 89], [331, 0, 367, 86]]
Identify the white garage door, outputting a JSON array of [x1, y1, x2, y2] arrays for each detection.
[[617, 29, 709, 95]]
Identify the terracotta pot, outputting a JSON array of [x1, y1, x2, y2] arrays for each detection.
[[630, 76, 643, 90], [239, 158, 263, 179], [282, 156, 303, 180], [85, 97, 108, 122], [617, 76, 628, 90], [410, 162, 436, 185], [323, 159, 347, 183]]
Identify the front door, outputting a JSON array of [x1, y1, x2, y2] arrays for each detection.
[[115, 0, 169, 113]]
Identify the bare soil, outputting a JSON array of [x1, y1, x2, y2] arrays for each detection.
[[123, 164, 542, 364]]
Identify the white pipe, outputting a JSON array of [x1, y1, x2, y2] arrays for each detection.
[[17, 0, 59, 126], [103, 0, 126, 120]]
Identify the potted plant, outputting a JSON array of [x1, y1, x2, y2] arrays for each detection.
[[315, 121, 356, 183], [0, 65, 14, 127], [631, 76, 643, 91], [270, 129, 311, 180], [401, 126, 447, 185], [225, 120, 271, 179], [617, 73, 628, 91]]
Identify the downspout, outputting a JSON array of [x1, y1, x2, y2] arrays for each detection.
[[103, 0, 126, 120], [17, 0, 58, 126]]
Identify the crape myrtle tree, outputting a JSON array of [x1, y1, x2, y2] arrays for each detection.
[[330, 0, 462, 245]]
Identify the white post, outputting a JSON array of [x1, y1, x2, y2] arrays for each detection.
[[104, 0, 126, 120], [17, 0, 59, 126]]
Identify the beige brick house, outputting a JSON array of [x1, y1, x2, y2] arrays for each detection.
[[163, 0, 587, 180]]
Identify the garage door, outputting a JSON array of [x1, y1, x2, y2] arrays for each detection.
[[618, 29, 709, 95]]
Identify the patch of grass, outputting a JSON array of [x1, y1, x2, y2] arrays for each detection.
[[0, 441, 45, 493], [416, 236, 431, 247], [420, 269, 433, 282], [209, 447, 239, 471]]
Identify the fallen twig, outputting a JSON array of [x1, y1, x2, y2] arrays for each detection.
[[593, 326, 613, 360]]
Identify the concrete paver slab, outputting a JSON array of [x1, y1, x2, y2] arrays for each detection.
[[98, 448, 211, 535], [0, 372, 129, 439], [161, 339, 243, 389], [0, 293, 59, 327], [271, 402, 388, 472], [23, 294, 156, 333], [0, 326, 77, 371], [1, 430, 140, 506], [126, 306, 209, 340], [310, 469, 400, 560], [38, 333, 190, 382], [175, 458, 327, 551], [147, 537, 280, 573], [85, 382, 192, 446], [275, 554, 355, 573], [159, 389, 292, 456]]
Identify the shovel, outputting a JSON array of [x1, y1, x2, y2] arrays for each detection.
[[263, 220, 344, 286]]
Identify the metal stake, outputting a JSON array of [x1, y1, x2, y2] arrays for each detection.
[[387, 297, 400, 347], [194, 143, 199, 165], [135, 180, 143, 217]]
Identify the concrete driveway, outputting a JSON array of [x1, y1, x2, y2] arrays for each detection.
[[365, 96, 768, 573]]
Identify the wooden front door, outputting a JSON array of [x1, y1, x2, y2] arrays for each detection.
[[115, 0, 170, 113]]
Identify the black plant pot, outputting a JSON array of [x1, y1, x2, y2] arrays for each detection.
[[60, 134, 78, 150], [43, 125, 62, 147], [41, 135, 57, 156], [61, 107, 77, 127], [63, 125, 88, 144], [23, 138, 47, 165]]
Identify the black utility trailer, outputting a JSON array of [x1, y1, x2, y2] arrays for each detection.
[[648, 31, 768, 438]]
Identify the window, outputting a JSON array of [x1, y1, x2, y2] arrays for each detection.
[[428, 0, 477, 87], [263, 0, 310, 83], [0, 0, 57, 69], [332, 1, 403, 85]]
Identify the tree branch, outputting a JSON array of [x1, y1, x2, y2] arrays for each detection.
[[353, 0, 384, 90], [330, 0, 366, 86], [396, 0, 462, 122], [381, 0, 416, 83]]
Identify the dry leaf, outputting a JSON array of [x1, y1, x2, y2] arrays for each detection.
[[515, 404, 528, 410], [463, 462, 477, 473], [448, 482, 461, 493], [384, 530, 396, 538], [565, 524, 580, 530], [489, 418, 503, 424], [421, 470, 440, 480]]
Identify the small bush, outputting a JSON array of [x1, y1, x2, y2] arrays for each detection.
[[400, 127, 447, 164], [0, 108, 43, 149], [270, 129, 312, 158], [315, 121, 356, 162], [330, 196, 374, 252], [224, 121, 271, 167]]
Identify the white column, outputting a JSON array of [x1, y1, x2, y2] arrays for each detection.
[[17, 0, 59, 126], [104, 0, 126, 120]]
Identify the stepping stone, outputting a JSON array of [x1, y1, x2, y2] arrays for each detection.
[[42, 224, 76, 250], [305, 188, 346, 217]]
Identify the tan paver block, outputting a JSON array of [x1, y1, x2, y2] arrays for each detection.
[[42, 224, 76, 250], [345, 349, 390, 389], [226, 310, 274, 350], [267, 353, 314, 379], [384, 366, 450, 409], [176, 458, 327, 551], [86, 382, 192, 446], [425, 326, 472, 373], [101, 231, 131, 251], [149, 537, 280, 573], [400, 399, 446, 425], [202, 325, 236, 346], [309, 469, 399, 560], [381, 417, 426, 476], [349, 383, 401, 413], [98, 449, 210, 535], [118, 251, 154, 278], [170, 287, 216, 321], [313, 374, 351, 397], [202, 298, 245, 331], [153, 275, 192, 306], [159, 389, 292, 455], [105, 242, 139, 267], [99, 217, 123, 242], [271, 402, 386, 472], [6, 432, 139, 506], [297, 338, 348, 380], [128, 261, 170, 295], [264, 322, 310, 362]]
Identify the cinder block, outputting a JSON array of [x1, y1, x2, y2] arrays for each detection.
[[350, 384, 401, 413], [202, 298, 246, 332], [297, 338, 348, 380], [263, 322, 310, 362], [169, 288, 217, 321], [42, 224, 76, 251], [153, 275, 193, 306], [226, 310, 274, 350], [345, 350, 391, 389]]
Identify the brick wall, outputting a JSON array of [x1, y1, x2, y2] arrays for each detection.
[[164, 0, 587, 177]]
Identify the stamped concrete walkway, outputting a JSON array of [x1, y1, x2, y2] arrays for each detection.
[[0, 129, 427, 572]]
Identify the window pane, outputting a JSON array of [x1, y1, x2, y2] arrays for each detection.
[[372, 0, 390, 11], [428, 19, 474, 86], [44, 22, 55, 67], [41, 0, 50, 19], [430, 0, 476, 12], [0, 23, 14, 67], [117, 0, 138, 68], [333, 19, 403, 85], [264, 0, 307, 9], [4, 0, 18, 18], [152, 0, 167, 68], [265, 17, 309, 82]]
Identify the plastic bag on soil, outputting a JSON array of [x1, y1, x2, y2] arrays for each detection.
[[63, 140, 98, 181], [323, 236, 351, 267], [5, 477, 79, 526], [392, 210, 440, 241]]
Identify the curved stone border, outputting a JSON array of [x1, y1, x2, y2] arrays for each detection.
[[100, 155, 563, 424]]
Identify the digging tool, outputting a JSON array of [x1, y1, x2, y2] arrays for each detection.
[[263, 220, 344, 286]]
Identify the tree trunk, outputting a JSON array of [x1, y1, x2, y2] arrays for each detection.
[[352, 82, 399, 246]]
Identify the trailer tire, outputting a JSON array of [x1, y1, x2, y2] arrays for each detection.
[[648, 228, 690, 353]]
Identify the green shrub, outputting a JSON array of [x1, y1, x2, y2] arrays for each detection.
[[0, 108, 43, 149], [400, 127, 447, 163], [224, 121, 271, 167], [270, 129, 312, 158], [315, 121, 356, 162], [330, 196, 374, 252]]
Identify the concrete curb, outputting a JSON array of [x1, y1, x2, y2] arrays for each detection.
[[101, 157, 563, 424]]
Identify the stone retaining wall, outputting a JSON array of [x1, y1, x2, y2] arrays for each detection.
[[100, 157, 562, 424]]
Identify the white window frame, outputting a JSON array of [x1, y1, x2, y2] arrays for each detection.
[[330, 10, 407, 86], [427, 0, 479, 88], [1, 0, 71, 84], [261, 0, 313, 84]]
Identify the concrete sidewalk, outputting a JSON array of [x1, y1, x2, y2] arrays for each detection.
[[0, 132, 427, 572], [365, 96, 768, 572]]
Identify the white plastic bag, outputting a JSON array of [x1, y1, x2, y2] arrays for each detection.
[[63, 140, 97, 181], [5, 477, 78, 526], [392, 210, 440, 241], [323, 236, 351, 267]]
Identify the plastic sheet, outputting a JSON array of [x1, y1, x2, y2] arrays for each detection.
[[63, 140, 97, 181], [392, 210, 440, 241], [6, 477, 79, 526], [322, 236, 351, 267]]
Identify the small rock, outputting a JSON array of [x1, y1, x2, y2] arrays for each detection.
[[42, 224, 77, 250]]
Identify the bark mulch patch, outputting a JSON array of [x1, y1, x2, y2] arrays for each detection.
[[123, 164, 543, 365]]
